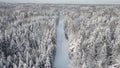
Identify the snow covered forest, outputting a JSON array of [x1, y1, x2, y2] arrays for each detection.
[[0, 4, 58, 68], [0, 3, 120, 68], [64, 6, 120, 68]]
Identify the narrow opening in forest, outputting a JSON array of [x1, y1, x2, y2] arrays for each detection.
[[53, 12, 69, 68]]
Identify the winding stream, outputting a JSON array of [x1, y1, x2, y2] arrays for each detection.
[[53, 12, 69, 68]]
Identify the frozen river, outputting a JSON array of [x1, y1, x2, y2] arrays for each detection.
[[53, 12, 69, 68]]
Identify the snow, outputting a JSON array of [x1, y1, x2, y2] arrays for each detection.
[[53, 12, 69, 68]]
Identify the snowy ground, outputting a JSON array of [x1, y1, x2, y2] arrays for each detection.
[[53, 12, 69, 68]]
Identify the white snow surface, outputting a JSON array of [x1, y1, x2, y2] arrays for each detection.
[[53, 12, 69, 68]]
